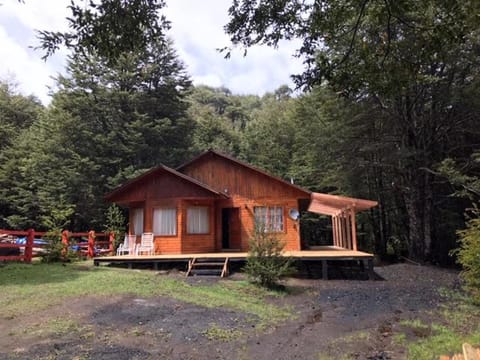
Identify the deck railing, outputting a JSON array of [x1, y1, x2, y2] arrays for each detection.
[[0, 229, 115, 263]]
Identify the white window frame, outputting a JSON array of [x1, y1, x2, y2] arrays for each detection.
[[254, 206, 284, 233], [132, 208, 144, 236], [153, 208, 177, 236], [187, 206, 210, 234]]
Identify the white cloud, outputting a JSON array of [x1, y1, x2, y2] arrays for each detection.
[[0, 25, 59, 104], [0, 0, 305, 104]]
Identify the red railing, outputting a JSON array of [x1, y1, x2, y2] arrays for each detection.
[[0, 229, 115, 263]]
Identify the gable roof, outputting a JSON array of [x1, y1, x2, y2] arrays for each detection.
[[177, 149, 311, 197], [104, 164, 229, 201]]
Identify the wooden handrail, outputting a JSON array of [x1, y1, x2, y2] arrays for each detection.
[[0, 228, 116, 262]]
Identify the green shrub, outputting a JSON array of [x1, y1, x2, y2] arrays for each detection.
[[103, 204, 126, 251], [244, 225, 296, 288], [455, 208, 480, 304], [41, 230, 66, 263], [40, 204, 75, 263]]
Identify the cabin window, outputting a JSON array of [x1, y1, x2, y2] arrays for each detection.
[[132, 208, 144, 236], [254, 206, 284, 232], [187, 206, 209, 234], [153, 208, 177, 236]]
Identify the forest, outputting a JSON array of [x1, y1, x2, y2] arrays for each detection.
[[1, 0, 479, 266]]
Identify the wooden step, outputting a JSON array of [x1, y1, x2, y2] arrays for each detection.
[[186, 257, 229, 277], [192, 262, 226, 267]]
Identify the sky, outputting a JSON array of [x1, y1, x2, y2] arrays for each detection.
[[0, 0, 304, 104]]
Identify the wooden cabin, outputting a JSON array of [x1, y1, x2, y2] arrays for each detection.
[[105, 150, 311, 254]]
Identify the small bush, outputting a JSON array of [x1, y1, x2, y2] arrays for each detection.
[[455, 208, 480, 304], [103, 204, 126, 251], [40, 204, 76, 263], [41, 230, 66, 263], [244, 225, 296, 288]]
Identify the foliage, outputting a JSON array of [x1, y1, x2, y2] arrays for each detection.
[[103, 204, 126, 250], [0, 4, 193, 231], [202, 324, 243, 342], [225, 0, 480, 262], [187, 85, 263, 156], [0, 81, 43, 229], [241, 87, 296, 178], [454, 209, 480, 304], [244, 225, 296, 288], [40, 230, 65, 263], [396, 292, 480, 359], [37, 0, 169, 66], [40, 203, 74, 263]]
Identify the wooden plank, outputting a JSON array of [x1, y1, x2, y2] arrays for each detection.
[[351, 208, 357, 251], [346, 210, 352, 250], [221, 258, 229, 277], [366, 259, 375, 280], [463, 343, 479, 360], [0, 255, 25, 261], [331, 216, 337, 247], [186, 257, 196, 277]]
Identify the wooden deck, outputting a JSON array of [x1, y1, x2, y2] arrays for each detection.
[[93, 246, 375, 279]]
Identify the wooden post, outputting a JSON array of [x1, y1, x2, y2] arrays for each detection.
[[25, 228, 34, 263], [322, 260, 328, 280], [351, 208, 358, 251], [61, 230, 69, 257], [346, 209, 352, 250], [338, 215, 345, 249], [341, 213, 347, 249], [335, 216, 340, 247], [331, 216, 337, 247], [87, 230, 95, 258], [365, 258, 374, 280], [108, 232, 115, 255]]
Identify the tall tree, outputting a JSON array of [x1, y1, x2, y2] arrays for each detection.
[[225, 0, 480, 261], [241, 86, 296, 178], [187, 85, 262, 156], [0, 82, 43, 228], [37, 0, 169, 66], [1, 0, 193, 230]]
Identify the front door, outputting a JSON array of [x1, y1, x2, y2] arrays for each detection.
[[222, 208, 240, 250], [222, 208, 230, 249]]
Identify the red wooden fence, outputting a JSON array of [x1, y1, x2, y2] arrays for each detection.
[[0, 229, 115, 263]]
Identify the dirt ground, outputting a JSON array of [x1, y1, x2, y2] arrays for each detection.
[[0, 263, 460, 360]]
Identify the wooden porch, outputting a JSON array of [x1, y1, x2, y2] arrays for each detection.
[[93, 246, 375, 280]]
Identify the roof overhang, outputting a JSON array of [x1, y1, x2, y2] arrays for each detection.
[[308, 192, 378, 216]]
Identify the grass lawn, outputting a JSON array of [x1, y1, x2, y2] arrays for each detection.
[[1, 261, 479, 359], [0, 261, 291, 327], [397, 291, 480, 359]]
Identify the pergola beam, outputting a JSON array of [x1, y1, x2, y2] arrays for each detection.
[[308, 193, 377, 252]]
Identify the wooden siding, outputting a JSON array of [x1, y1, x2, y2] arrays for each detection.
[[216, 196, 301, 251], [111, 170, 221, 204], [180, 154, 310, 200], [116, 151, 312, 254], [180, 199, 216, 253]]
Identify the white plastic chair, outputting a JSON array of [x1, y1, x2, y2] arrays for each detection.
[[116, 234, 137, 256], [137, 232, 154, 255]]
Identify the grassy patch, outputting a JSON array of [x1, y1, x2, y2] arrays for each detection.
[[20, 317, 92, 339], [0, 262, 292, 328], [407, 324, 480, 359], [202, 323, 243, 341], [397, 292, 480, 360]]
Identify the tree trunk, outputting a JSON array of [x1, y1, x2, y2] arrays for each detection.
[[403, 172, 433, 261]]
